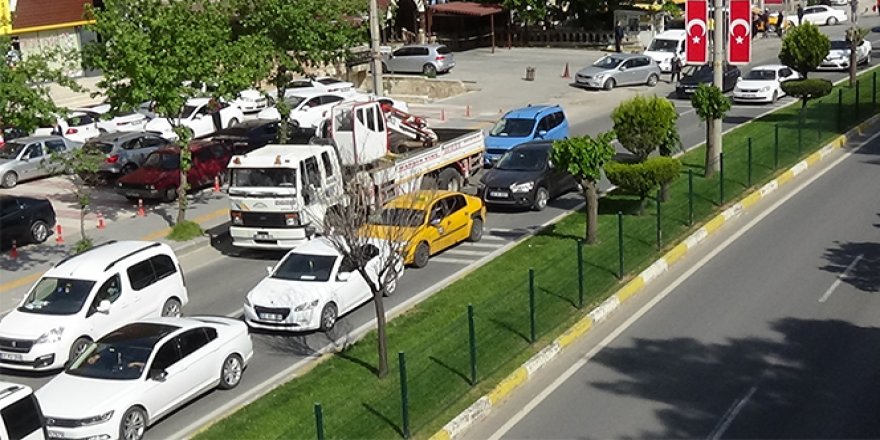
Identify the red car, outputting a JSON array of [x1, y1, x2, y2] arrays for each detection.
[[116, 140, 232, 202]]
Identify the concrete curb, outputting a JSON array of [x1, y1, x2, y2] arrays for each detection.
[[428, 115, 880, 440]]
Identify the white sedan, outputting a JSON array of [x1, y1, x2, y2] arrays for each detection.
[[243, 237, 404, 332], [144, 97, 245, 140], [818, 39, 872, 71], [72, 103, 151, 133], [232, 89, 272, 113], [787, 5, 847, 26], [33, 112, 101, 143], [284, 76, 356, 97], [733, 64, 800, 103], [37, 317, 252, 440], [256, 91, 348, 132]]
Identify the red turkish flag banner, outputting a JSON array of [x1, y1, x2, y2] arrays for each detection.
[[685, 0, 709, 65], [728, 0, 752, 64]]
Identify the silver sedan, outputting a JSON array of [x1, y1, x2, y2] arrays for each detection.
[[574, 53, 662, 91]]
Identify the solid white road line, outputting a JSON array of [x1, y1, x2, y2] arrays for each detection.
[[707, 386, 758, 440], [819, 253, 864, 303], [486, 133, 874, 440]]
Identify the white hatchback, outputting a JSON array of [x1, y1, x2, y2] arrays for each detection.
[[787, 5, 847, 26], [256, 91, 348, 132]]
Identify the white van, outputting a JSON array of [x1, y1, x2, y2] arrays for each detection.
[[644, 29, 687, 72], [0, 382, 47, 440]]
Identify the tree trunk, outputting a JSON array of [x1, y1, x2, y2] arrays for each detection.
[[660, 183, 669, 202], [373, 293, 389, 378], [704, 120, 717, 178], [79, 204, 86, 241], [276, 88, 290, 144], [850, 48, 858, 86], [177, 168, 187, 225], [584, 179, 599, 244]]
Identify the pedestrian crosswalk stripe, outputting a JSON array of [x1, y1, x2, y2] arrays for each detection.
[[443, 249, 486, 256], [432, 257, 475, 264]]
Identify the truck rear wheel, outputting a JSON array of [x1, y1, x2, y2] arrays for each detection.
[[437, 168, 463, 192]]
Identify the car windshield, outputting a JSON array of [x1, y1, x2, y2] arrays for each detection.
[[66, 341, 153, 381], [317, 78, 342, 85], [84, 142, 114, 154], [284, 96, 306, 109], [830, 40, 850, 50], [0, 142, 25, 159], [745, 69, 777, 80], [180, 105, 198, 119], [496, 149, 549, 171], [683, 65, 712, 77], [368, 208, 426, 227], [231, 168, 296, 187], [648, 38, 678, 52], [143, 153, 180, 170], [272, 253, 337, 282], [490, 118, 535, 137], [288, 80, 313, 89], [593, 56, 623, 69], [19, 277, 95, 315]]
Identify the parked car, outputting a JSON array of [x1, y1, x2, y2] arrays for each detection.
[[284, 77, 355, 96], [574, 53, 661, 91], [0, 241, 189, 371], [479, 141, 579, 211], [256, 91, 348, 133], [243, 237, 404, 332], [787, 5, 847, 26], [144, 97, 245, 140], [675, 63, 741, 98], [83, 131, 171, 179], [818, 39, 872, 71], [0, 381, 48, 440], [33, 112, 101, 144], [71, 103, 151, 133], [644, 29, 687, 72], [484, 105, 569, 165], [199, 120, 280, 155], [37, 317, 252, 440], [0, 127, 27, 147], [0, 135, 78, 188], [360, 190, 486, 268], [733, 64, 800, 103], [116, 142, 232, 202], [232, 89, 272, 113], [0, 195, 56, 248], [381, 44, 455, 75]]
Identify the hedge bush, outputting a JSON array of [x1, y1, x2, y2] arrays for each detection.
[[605, 156, 682, 214]]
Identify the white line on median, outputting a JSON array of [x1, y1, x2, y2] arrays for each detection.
[[819, 253, 864, 303], [707, 386, 758, 440]]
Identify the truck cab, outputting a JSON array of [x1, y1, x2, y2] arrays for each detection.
[[228, 144, 344, 249]]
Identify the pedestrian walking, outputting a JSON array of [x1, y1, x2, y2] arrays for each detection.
[[614, 21, 625, 53], [797, 4, 804, 25], [752, 12, 760, 39], [762, 9, 770, 38], [777, 11, 785, 37], [670, 55, 682, 84]]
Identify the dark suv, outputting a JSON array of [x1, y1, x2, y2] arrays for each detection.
[[0, 195, 56, 248], [479, 141, 578, 211], [116, 141, 232, 202]]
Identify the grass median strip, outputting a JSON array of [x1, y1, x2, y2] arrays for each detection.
[[196, 68, 880, 440]]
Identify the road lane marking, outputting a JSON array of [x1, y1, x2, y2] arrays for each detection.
[[819, 253, 863, 303], [707, 386, 758, 440], [461, 242, 505, 249], [443, 249, 487, 256], [485, 132, 871, 440], [432, 257, 475, 264]]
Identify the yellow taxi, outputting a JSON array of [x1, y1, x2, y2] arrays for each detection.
[[360, 190, 486, 268]]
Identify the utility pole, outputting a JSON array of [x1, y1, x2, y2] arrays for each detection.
[[710, 0, 724, 173], [369, 0, 384, 96]]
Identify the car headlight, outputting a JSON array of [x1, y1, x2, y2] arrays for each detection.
[[760, 86, 771, 92], [68, 411, 114, 426], [35, 326, 64, 344], [294, 299, 319, 312], [510, 181, 534, 193], [593, 73, 606, 80]]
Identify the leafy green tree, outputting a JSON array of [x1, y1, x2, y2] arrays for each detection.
[[235, 0, 365, 142], [779, 22, 830, 79], [781, 78, 833, 109], [604, 157, 681, 214], [611, 95, 681, 161], [550, 133, 616, 244], [845, 26, 869, 86], [46, 147, 105, 251], [84, 0, 272, 229], [691, 84, 731, 177], [0, 36, 83, 135]]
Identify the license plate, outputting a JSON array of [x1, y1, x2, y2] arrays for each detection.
[[48, 430, 66, 439], [254, 232, 272, 240], [0, 352, 22, 361], [260, 313, 283, 321], [741, 93, 755, 97], [489, 191, 508, 198]]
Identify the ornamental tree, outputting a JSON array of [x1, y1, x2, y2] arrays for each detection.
[[845, 26, 869, 86], [550, 133, 616, 244], [605, 156, 681, 214], [781, 78, 833, 110], [779, 22, 830, 79], [691, 83, 731, 177], [611, 95, 681, 161]]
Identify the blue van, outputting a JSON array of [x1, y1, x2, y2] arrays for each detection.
[[484, 105, 569, 166]]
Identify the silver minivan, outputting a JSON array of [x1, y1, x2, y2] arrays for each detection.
[[0, 136, 78, 188], [382, 44, 455, 75]]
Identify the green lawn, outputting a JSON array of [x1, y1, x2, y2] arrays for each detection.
[[196, 69, 880, 440]]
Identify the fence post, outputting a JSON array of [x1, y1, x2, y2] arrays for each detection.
[[467, 304, 477, 385], [747, 137, 753, 187], [528, 268, 536, 343], [774, 124, 779, 169], [688, 169, 694, 226], [617, 212, 624, 279], [576, 240, 584, 308], [719, 152, 725, 205], [856, 79, 861, 121], [315, 403, 325, 440], [838, 88, 843, 132], [656, 190, 662, 249], [399, 352, 410, 439]]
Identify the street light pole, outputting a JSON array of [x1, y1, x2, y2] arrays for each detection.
[[369, 0, 384, 96], [711, 0, 724, 173]]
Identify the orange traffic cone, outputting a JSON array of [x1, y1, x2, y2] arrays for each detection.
[[465, 105, 471, 117], [10, 240, 18, 259], [562, 62, 571, 79], [97, 212, 105, 230], [55, 225, 64, 244], [213, 176, 221, 193], [137, 199, 145, 217]]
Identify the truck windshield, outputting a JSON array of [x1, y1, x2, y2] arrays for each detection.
[[272, 254, 337, 282], [369, 208, 426, 227], [490, 118, 535, 137], [19, 277, 95, 315], [231, 168, 297, 187]]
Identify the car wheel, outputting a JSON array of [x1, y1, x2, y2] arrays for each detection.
[[161, 188, 177, 203], [437, 168, 463, 192], [468, 217, 483, 242], [827, 17, 838, 25], [646, 74, 659, 87], [532, 187, 549, 211], [319, 303, 338, 332], [383, 269, 398, 297], [422, 63, 437, 76], [2, 171, 18, 188], [771, 91, 779, 103], [161, 298, 182, 317], [30, 220, 49, 244], [69, 337, 92, 364], [218, 354, 244, 390], [228, 118, 240, 128], [603, 78, 616, 91], [119, 407, 147, 440], [413, 242, 431, 268]]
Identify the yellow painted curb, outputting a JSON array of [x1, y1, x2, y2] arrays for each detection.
[[616, 277, 645, 303], [487, 367, 528, 405], [557, 317, 593, 348], [662, 243, 689, 266], [703, 214, 726, 234], [740, 192, 762, 209], [775, 170, 794, 186], [805, 151, 822, 166], [428, 429, 453, 440]]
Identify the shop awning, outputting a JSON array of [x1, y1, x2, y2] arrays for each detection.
[[428, 2, 504, 17]]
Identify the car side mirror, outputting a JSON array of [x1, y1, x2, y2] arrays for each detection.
[[337, 271, 352, 282], [149, 369, 167, 382], [430, 218, 442, 227], [536, 130, 547, 138], [266, 266, 273, 276], [737, 77, 742, 82], [619, 65, 628, 71], [96, 300, 111, 314], [194, 114, 204, 120]]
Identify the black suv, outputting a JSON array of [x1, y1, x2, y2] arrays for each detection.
[[0, 196, 56, 248], [479, 141, 579, 211]]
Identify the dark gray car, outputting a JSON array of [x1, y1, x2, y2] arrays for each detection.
[[83, 131, 171, 178], [574, 53, 662, 90], [382, 44, 455, 75]]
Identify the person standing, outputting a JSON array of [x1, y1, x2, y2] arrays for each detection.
[[797, 4, 804, 25], [670, 55, 682, 84], [614, 21, 625, 53], [762, 9, 771, 38]]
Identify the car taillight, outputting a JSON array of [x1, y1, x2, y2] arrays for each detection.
[[436, 55, 446, 61], [106, 155, 119, 164], [66, 128, 78, 134], [231, 211, 243, 225]]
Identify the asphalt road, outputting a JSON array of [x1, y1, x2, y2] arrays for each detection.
[[465, 111, 880, 439], [4, 16, 880, 439]]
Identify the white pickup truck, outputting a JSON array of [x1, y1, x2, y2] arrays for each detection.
[[227, 100, 485, 249]]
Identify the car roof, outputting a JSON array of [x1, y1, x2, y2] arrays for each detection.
[[45, 240, 170, 281], [99, 321, 182, 345], [654, 29, 687, 39], [504, 104, 563, 119], [0, 382, 34, 405], [218, 119, 275, 133], [0, 194, 49, 204], [229, 144, 333, 167], [511, 140, 554, 152], [288, 237, 340, 257], [186, 97, 211, 106], [285, 90, 345, 99], [750, 64, 788, 70], [384, 190, 461, 210], [88, 131, 151, 144], [7, 135, 66, 143], [400, 43, 447, 49]]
